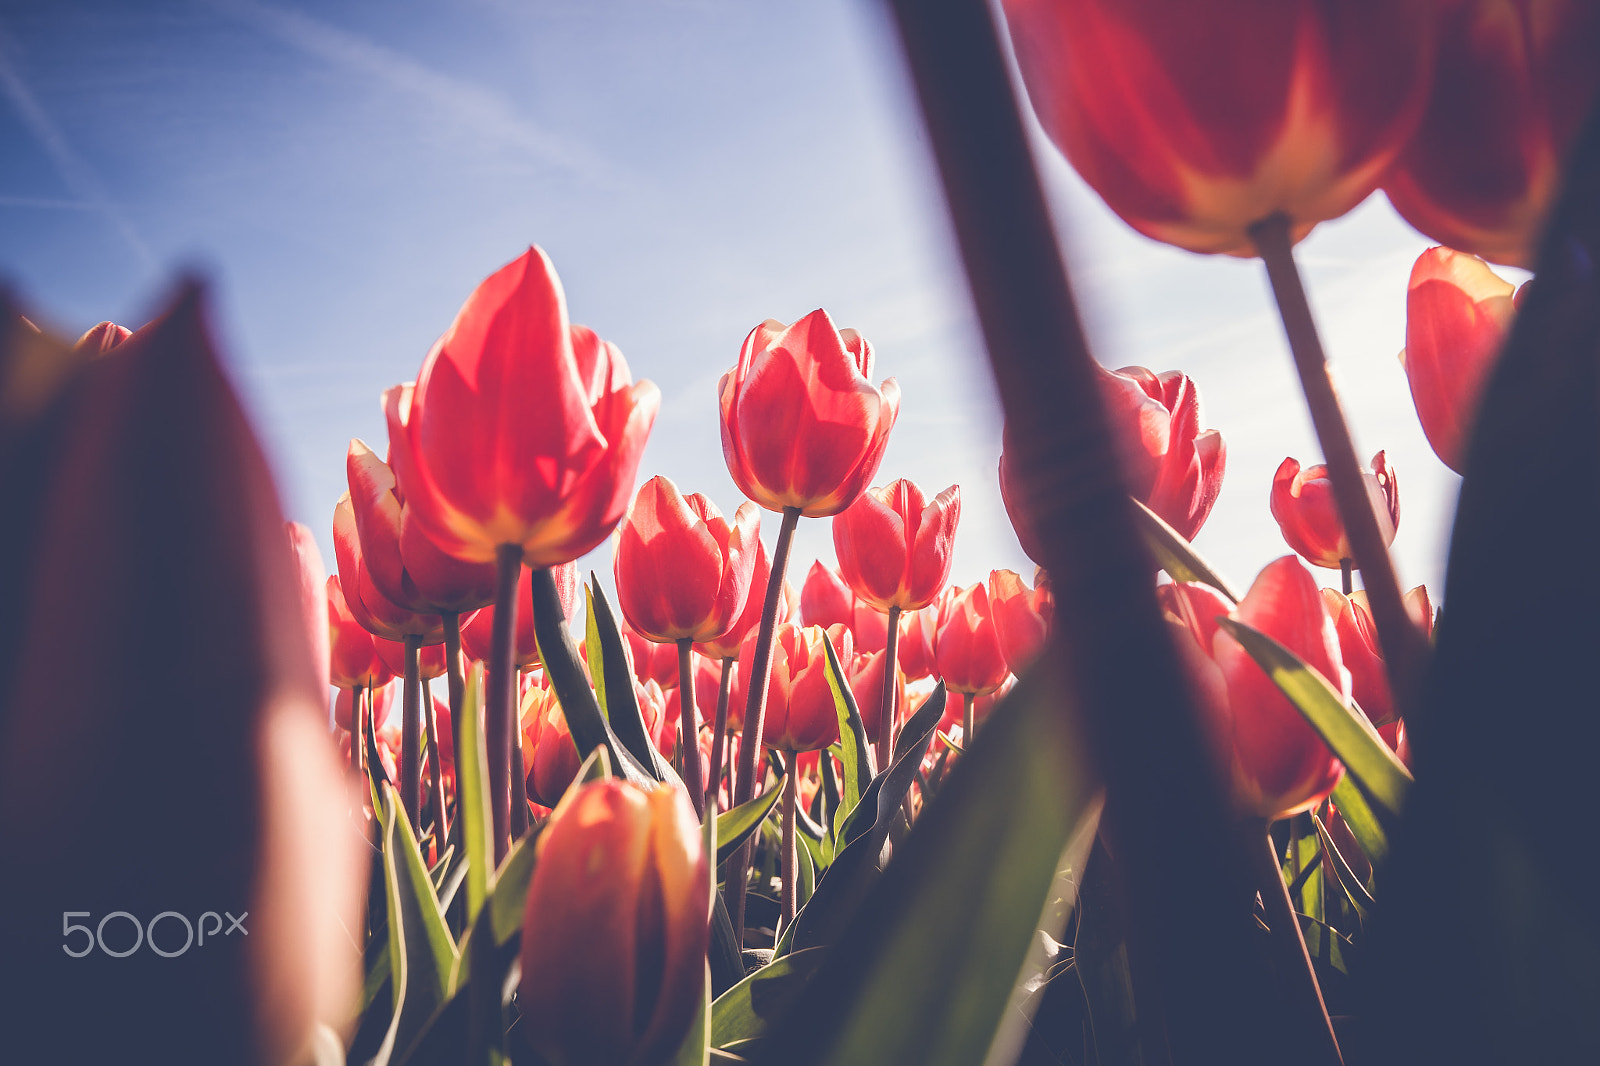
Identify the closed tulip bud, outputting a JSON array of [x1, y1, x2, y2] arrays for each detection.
[[850, 598, 889, 655], [697, 534, 783, 660], [799, 559, 853, 630], [402, 247, 660, 565], [896, 600, 943, 681], [849, 649, 907, 743], [832, 479, 961, 612], [1401, 247, 1521, 473], [622, 622, 680, 688], [519, 778, 710, 1066], [935, 582, 1010, 697], [1164, 556, 1350, 820], [459, 560, 580, 667], [988, 568, 1053, 676], [729, 622, 851, 752], [521, 682, 581, 809], [1270, 452, 1399, 569], [1001, 0, 1436, 255], [1383, 0, 1600, 267], [616, 477, 761, 643], [719, 309, 900, 517], [1319, 585, 1434, 728]]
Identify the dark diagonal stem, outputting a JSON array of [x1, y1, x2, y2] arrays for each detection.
[[488, 544, 522, 865], [510, 679, 530, 841], [1252, 822, 1343, 1066], [423, 656, 447, 860], [879, 605, 901, 767], [709, 656, 733, 813], [1251, 214, 1430, 719], [780, 748, 798, 931], [401, 633, 422, 838], [678, 638, 704, 819]]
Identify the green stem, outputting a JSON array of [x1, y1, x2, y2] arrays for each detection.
[[488, 545, 522, 865], [443, 614, 466, 850], [678, 638, 705, 819], [1340, 559, 1353, 597], [879, 605, 901, 769]]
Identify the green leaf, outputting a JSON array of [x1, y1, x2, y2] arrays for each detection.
[[457, 662, 494, 927], [1217, 617, 1413, 819], [716, 779, 786, 867], [758, 670, 1099, 1065], [587, 576, 681, 784], [489, 832, 539, 947], [821, 636, 873, 839], [934, 730, 964, 756], [708, 947, 828, 1049], [795, 825, 816, 911], [671, 800, 718, 1066], [1330, 773, 1389, 868], [584, 581, 610, 720], [1298, 913, 1354, 977], [1312, 812, 1374, 917], [1130, 496, 1242, 602]]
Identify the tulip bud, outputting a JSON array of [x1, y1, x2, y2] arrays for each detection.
[[719, 309, 900, 517], [935, 581, 1010, 697], [988, 568, 1053, 676], [832, 479, 961, 612], [521, 681, 581, 809], [73, 320, 132, 355], [1320, 585, 1433, 728], [729, 622, 851, 752], [328, 575, 393, 693], [849, 648, 907, 742], [1401, 246, 1521, 473], [896, 600, 943, 681], [519, 778, 709, 1066], [1270, 452, 1399, 569]]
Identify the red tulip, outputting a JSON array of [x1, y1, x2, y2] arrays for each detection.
[[327, 575, 392, 692], [333, 676, 399, 733], [696, 534, 783, 660], [1320, 585, 1434, 728], [719, 309, 900, 517], [1163, 556, 1350, 820], [521, 682, 581, 809], [896, 600, 943, 681], [1383, 0, 1600, 267], [1401, 247, 1522, 473], [286, 522, 331, 698], [346, 432, 496, 614], [400, 247, 660, 566], [849, 649, 906, 744], [1270, 452, 1399, 569], [616, 477, 761, 643], [622, 622, 680, 688], [832, 479, 960, 612], [798, 559, 889, 653], [729, 623, 851, 752], [519, 778, 709, 1066], [73, 320, 131, 354], [1001, 0, 1436, 255], [459, 560, 580, 667], [332, 493, 444, 643], [935, 582, 1010, 697], [988, 568, 1053, 676]]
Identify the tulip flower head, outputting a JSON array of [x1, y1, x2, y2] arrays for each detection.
[[730, 622, 851, 752], [833, 479, 961, 612], [719, 309, 900, 517], [326, 575, 393, 692], [896, 600, 943, 681], [73, 320, 132, 355], [401, 247, 660, 566], [1320, 585, 1433, 729], [1401, 246, 1521, 473], [332, 493, 444, 643], [988, 568, 1053, 677], [1270, 452, 1399, 570], [1001, 0, 1437, 255], [849, 648, 908, 743], [935, 582, 1010, 697], [1383, 0, 1600, 267], [696, 534, 783, 660], [519, 778, 709, 1066], [521, 681, 581, 809], [615, 477, 761, 644]]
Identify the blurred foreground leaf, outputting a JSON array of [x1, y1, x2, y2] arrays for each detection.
[[1130, 497, 1241, 603]]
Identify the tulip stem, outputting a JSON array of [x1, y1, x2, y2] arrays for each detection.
[[780, 749, 798, 931], [423, 665, 447, 861], [678, 638, 705, 820], [402, 633, 423, 838], [1340, 559, 1353, 597], [488, 545, 523, 865], [1251, 213, 1429, 719], [709, 656, 733, 813], [1252, 820, 1343, 1066], [443, 614, 466, 848], [961, 692, 974, 746], [510, 680, 531, 842], [879, 606, 902, 768], [728, 505, 803, 947], [350, 686, 363, 776]]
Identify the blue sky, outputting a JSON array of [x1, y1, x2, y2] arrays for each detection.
[[0, 0, 1499, 606]]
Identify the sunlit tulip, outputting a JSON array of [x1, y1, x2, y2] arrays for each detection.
[[832, 479, 960, 612], [697, 534, 782, 660], [401, 247, 660, 566], [623, 622, 680, 688], [521, 682, 581, 809], [799, 560, 853, 630], [1383, 0, 1600, 267], [849, 648, 906, 744], [1270, 452, 1399, 570], [896, 601, 943, 681], [988, 568, 1053, 676], [935, 582, 1010, 697], [719, 309, 900, 517], [1001, 0, 1436, 255], [332, 494, 444, 643], [616, 477, 761, 643], [519, 778, 709, 1066], [729, 623, 852, 752], [1401, 247, 1521, 473], [459, 561, 580, 667], [1320, 585, 1434, 728], [327, 575, 392, 694], [1162, 556, 1350, 819]]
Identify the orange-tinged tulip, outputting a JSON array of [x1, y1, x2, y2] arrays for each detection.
[[988, 568, 1053, 676], [520, 681, 581, 809], [719, 309, 900, 517], [1164, 556, 1350, 820], [459, 560, 579, 667], [1401, 246, 1521, 473], [729, 622, 851, 752], [1383, 0, 1600, 267], [1320, 585, 1434, 728], [327, 575, 392, 692], [935, 582, 1010, 697], [696, 534, 782, 660], [401, 247, 660, 566], [1001, 0, 1436, 255], [616, 477, 761, 643], [833, 479, 960, 612], [1270, 452, 1399, 569], [519, 778, 709, 1066]]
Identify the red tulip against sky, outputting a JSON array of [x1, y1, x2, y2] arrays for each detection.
[[988, 568, 1053, 677], [1271, 452, 1399, 574], [327, 575, 392, 694], [1383, 0, 1600, 267], [935, 582, 1010, 699], [1162, 556, 1349, 820], [832, 479, 960, 612], [1001, 0, 1436, 255], [896, 600, 943, 682], [332, 494, 444, 644], [519, 778, 709, 1066], [1320, 586, 1434, 730], [729, 622, 852, 755], [1401, 246, 1523, 473]]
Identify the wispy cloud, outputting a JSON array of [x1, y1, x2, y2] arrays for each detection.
[[208, 0, 632, 193], [0, 195, 97, 210], [0, 24, 157, 271]]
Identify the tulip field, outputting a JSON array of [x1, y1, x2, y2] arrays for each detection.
[[2, 2, 1598, 1065]]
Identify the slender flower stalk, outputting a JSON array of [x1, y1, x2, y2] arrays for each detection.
[[488, 546, 522, 863], [442, 613, 467, 839], [423, 682, 446, 860], [676, 639, 704, 818], [780, 749, 798, 930], [879, 606, 901, 763], [402, 634, 423, 836], [708, 658, 733, 813], [1250, 213, 1430, 721]]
